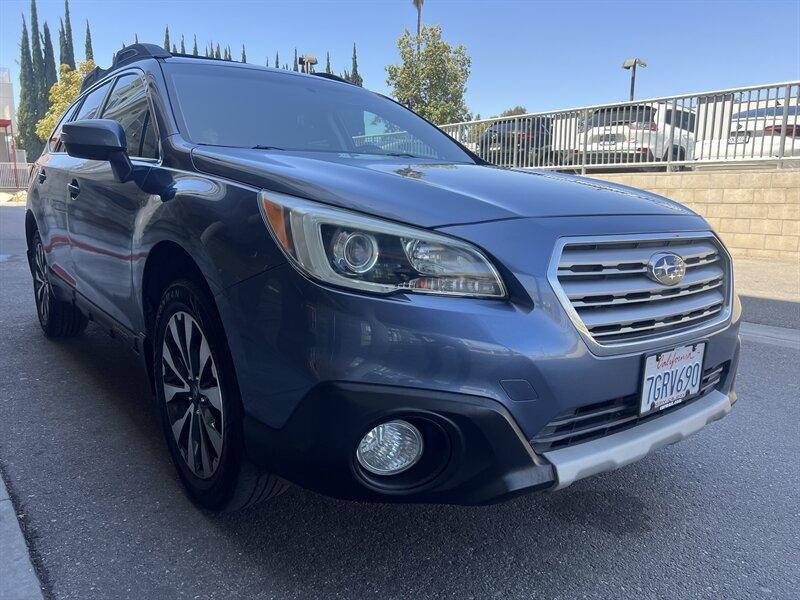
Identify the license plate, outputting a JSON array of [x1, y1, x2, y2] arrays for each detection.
[[728, 133, 750, 144], [599, 140, 617, 146], [640, 343, 705, 415]]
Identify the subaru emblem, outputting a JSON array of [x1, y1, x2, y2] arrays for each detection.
[[647, 252, 686, 286]]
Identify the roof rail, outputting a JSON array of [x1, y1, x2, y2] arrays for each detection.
[[80, 43, 171, 92], [312, 72, 356, 86]]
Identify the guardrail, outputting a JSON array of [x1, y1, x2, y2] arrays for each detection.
[[439, 81, 800, 172], [0, 163, 30, 190]]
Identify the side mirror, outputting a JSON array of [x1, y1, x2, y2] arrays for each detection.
[[62, 119, 133, 182]]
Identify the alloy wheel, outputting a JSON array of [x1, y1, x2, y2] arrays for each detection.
[[161, 311, 224, 479], [33, 240, 51, 325]]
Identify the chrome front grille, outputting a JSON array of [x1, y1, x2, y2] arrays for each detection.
[[530, 362, 728, 453], [551, 233, 731, 347]]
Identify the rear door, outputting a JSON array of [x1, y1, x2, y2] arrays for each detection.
[[66, 71, 160, 330]]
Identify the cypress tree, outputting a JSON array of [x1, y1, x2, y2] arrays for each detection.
[[84, 20, 93, 60], [350, 43, 363, 87], [18, 17, 42, 158], [293, 48, 299, 71], [180, 35, 185, 54], [42, 22, 57, 97], [214, 44, 221, 59], [30, 0, 47, 119], [241, 45, 247, 63], [135, 33, 139, 44], [275, 51, 279, 69], [163, 27, 170, 51], [63, 0, 75, 69], [58, 19, 67, 67], [192, 35, 198, 56], [172, 43, 177, 53], [325, 52, 332, 74]]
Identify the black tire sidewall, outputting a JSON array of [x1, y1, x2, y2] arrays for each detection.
[[153, 280, 244, 510]]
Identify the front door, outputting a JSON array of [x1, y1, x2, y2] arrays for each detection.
[[66, 71, 160, 332]]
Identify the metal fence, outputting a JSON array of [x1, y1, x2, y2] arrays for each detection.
[[0, 163, 30, 190], [439, 81, 800, 172]]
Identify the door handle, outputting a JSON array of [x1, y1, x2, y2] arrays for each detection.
[[38, 169, 46, 184], [67, 180, 80, 199]]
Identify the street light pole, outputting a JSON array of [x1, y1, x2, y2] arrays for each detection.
[[622, 58, 647, 101]]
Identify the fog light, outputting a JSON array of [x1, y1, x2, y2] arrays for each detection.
[[356, 420, 423, 475]]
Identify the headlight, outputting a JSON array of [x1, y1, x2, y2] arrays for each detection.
[[259, 191, 506, 298]]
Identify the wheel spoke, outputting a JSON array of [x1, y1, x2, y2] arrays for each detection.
[[184, 316, 196, 378], [162, 340, 190, 387], [201, 413, 223, 456], [199, 421, 212, 474], [171, 405, 192, 444], [200, 385, 222, 411], [186, 409, 197, 474], [163, 382, 189, 403]]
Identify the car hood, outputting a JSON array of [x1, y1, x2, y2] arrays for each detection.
[[191, 147, 695, 228]]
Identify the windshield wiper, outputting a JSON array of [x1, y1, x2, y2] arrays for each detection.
[[380, 152, 421, 158], [251, 145, 285, 151]]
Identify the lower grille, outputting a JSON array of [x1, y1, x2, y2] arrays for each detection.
[[531, 362, 728, 453]]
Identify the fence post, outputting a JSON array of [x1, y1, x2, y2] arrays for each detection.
[[777, 84, 791, 169], [581, 110, 589, 175]]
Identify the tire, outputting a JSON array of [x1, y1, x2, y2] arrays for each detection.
[[153, 279, 287, 511], [30, 231, 88, 338]]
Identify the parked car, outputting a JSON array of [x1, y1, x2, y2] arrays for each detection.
[[696, 104, 800, 161], [26, 44, 740, 512], [573, 102, 696, 167], [477, 116, 553, 167]]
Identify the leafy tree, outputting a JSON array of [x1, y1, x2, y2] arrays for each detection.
[[30, 0, 47, 118], [386, 25, 471, 124], [180, 35, 186, 54], [84, 20, 93, 60], [36, 60, 95, 141], [325, 51, 332, 74], [42, 22, 57, 95], [63, 0, 75, 68], [293, 48, 298, 71], [18, 16, 42, 159], [350, 43, 363, 87], [192, 35, 198, 56], [163, 26, 170, 51], [498, 106, 527, 118], [241, 44, 247, 63]]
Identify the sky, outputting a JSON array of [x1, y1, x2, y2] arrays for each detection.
[[1, 0, 799, 120]]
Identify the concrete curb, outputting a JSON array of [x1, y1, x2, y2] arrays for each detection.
[[0, 473, 45, 600]]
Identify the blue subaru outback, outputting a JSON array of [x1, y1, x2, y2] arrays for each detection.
[[25, 44, 740, 511]]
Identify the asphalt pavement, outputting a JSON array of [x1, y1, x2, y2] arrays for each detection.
[[1, 205, 798, 599]]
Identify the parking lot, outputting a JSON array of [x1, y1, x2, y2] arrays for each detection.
[[0, 205, 798, 599]]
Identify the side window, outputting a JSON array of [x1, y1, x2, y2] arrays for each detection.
[[101, 73, 159, 159], [665, 110, 696, 132], [73, 81, 112, 121], [48, 102, 79, 153]]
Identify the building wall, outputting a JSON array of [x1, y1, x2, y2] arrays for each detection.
[[590, 169, 800, 261]]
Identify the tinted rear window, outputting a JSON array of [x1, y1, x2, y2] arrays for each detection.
[[163, 63, 474, 162], [586, 106, 655, 127]]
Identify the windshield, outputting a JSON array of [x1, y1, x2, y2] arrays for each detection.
[[163, 63, 474, 162]]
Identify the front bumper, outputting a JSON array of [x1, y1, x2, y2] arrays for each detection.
[[218, 215, 741, 504], [545, 388, 733, 489]]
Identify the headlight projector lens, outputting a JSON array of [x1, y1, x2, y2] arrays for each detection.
[[332, 230, 379, 274], [356, 420, 423, 475]]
